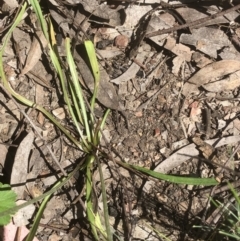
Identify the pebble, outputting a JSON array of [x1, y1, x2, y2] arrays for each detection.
[[114, 35, 129, 48]]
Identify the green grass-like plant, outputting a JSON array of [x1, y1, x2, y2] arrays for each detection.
[[194, 183, 240, 240]]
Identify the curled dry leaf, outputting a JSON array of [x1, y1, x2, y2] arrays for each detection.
[[182, 60, 240, 96]]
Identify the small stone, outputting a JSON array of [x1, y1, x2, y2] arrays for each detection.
[[114, 35, 129, 49]]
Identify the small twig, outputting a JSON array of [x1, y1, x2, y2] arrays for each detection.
[[0, 142, 18, 147], [199, 179, 240, 195], [38, 223, 68, 233]]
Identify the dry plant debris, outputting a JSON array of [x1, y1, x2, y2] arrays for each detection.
[[1, 0, 240, 240]]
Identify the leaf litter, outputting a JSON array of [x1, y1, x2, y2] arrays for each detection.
[[2, 1, 240, 240]]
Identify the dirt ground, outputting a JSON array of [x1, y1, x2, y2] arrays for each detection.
[[1, 0, 240, 240]]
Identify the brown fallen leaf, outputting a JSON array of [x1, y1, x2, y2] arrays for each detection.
[[164, 36, 193, 62], [21, 30, 47, 75], [12, 28, 31, 66], [182, 60, 240, 96], [11, 131, 34, 199], [180, 27, 230, 58], [175, 7, 231, 30], [203, 70, 240, 92]]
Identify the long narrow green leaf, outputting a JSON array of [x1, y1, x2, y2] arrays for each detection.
[[84, 40, 100, 121], [97, 158, 112, 241], [48, 22, 88, 149], [86, 156, 99, 240], [28, 0, 49, 41], [125, 164, 218, 186], [25, 181, 58, 241], [65, 38, 92, 143], [84, 41, 100, 83]]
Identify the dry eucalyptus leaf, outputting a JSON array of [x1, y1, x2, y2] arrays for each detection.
[[79, 0, 106, 16], [49, 9, 70, 34], [12, 27, 31, 65], [65, 0, 80, 4], [35, 84, 45, 106], [116, 5, 152, 38], [29, 60, 52, 88], [192, 51, 213, 68], [175, 7, 229, 30], [47, 0, 59, 6], [203, 70, 240, 92], [11, 131, 34, 199], [41, 196, 65, 225], [180, 27, 230, 58], [21, 31, 47, 75], [189, 60, 240, 85], [125, 5, 152, 28], [182, 60, 240, 96], [172, 56, 185, 76]]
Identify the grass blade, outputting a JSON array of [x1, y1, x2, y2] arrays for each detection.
[[125, 163, 218, 186]]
